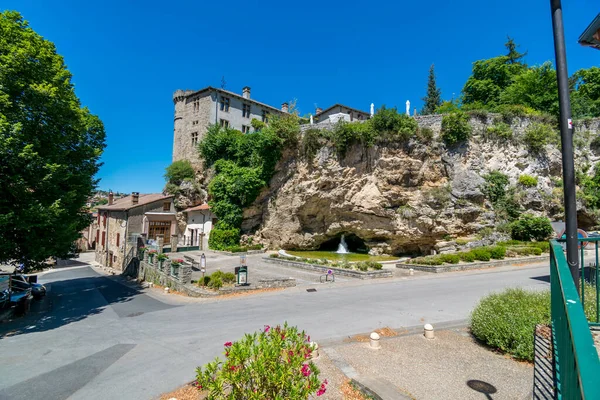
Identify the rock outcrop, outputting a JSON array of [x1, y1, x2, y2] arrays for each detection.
[[242, 115, 600, 255]]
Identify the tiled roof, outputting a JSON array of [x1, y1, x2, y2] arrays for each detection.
[[184, 203, 210, 212], [184, 86, 284, 114], [97, 194, 173, 211]]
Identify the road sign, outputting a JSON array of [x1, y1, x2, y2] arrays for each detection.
[[558, 228, 589, 249]]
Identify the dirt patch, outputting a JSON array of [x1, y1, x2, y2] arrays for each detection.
[[159, 382, 204, 400], [216, 287, 285, 299], [347, 327, 398, 342], [340, 380, 369, 400]]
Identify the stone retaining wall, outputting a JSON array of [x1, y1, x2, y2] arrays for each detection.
[[264, 257, 392, 279], [396, 255, 549, 273], [139, 254, 296, 297]]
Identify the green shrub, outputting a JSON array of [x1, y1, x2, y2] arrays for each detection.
[[209, 226, 241, 250], [477, 227, 494, 240], [518, 174, 538, 187], [302, 128, 324, 161], [196, 323, 326, 398], [416, 126, 434, 142], [165, 160, 195, 185], [470, 288, 550, 361], [269, 253, 280, 258], [411, 256, 443, 265], [371, 105, 418, 140], [510, 214, 554, 242], [458, 251, 476, 262], [222, 272, 236, 284], [208, 276, 223, 289], [486, 121, 513, 140], [455, 238, 470, 246], [510, 246, 542, 256], [331, 120, 376, 157], [489, 246, 506, 259], [369, 262, 383, 270], [441, 111, 472, 146], [436, 100, 460, 114], [482, 171, 509, 204], [355, 262, 369, 271], [523, 123, 558, 153], [440, 254, 460, 264], [471, 248, 492, 261]]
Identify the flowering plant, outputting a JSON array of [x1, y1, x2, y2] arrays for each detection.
[[170, 259, 184, 267], [138, 246, 146, 255], [195, 323, 327, 399], [156, 253, 168, 262], [148, 249, 158, 255]]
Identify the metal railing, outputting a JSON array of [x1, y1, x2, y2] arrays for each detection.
[[550, 239, 600, 399]]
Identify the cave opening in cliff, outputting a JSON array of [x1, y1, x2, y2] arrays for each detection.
[[318, 233, 368, 253]]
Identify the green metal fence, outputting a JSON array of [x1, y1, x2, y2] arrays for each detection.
[[550, 239, 600, 399]]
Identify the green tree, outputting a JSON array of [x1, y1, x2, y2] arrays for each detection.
[[164, 160, 195, 185], [500, 62, 559, 116], [0, 12, 106, 271], [421, 64, 442, 115], [571, 67, 600, 118], [462, 38, 527, 107], [505, 36, 527, 65]]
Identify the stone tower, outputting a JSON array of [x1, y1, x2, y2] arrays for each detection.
[[172, 89, 187, 162]]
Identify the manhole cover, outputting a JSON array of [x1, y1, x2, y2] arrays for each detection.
[[126, 312, 144, 318], [306, 288, 317, 292]]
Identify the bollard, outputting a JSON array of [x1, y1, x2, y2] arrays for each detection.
[[310, 342, 319, 359], [424, 323, 434, 339], [164, 287, 170, 294], [370, 332, 381, 349], [409, 268, 414, 276]]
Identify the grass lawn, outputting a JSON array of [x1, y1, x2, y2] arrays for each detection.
[[286, 250, 397, 262]]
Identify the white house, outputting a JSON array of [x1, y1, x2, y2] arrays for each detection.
[[182, 203, 216, 250]]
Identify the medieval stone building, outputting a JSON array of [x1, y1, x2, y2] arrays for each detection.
[[172, 86, 287, 165]]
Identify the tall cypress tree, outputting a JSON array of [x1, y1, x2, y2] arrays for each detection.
[[505, 36, 527, 65], [421, 64, 442, 115]]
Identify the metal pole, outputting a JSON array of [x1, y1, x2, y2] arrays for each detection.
[[550, 0, 580, 292]]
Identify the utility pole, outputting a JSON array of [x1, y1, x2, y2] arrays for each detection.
[[550, 0, 580, 291]]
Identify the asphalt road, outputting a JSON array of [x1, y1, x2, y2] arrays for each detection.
[[0, 258, 550, 400]]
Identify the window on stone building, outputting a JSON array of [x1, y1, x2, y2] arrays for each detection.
[[241, 125, 251, 134], [262, 110, 269, 123], [242, 103, 251, 118], [191, 131, 199, 145], [96, 230, 99, 244], [193, 99, 200, 112], [192, 120, 198, 126], [220, 119, 229, 128], [220, 97, 230, 112], [102, 231, 105, 246], [103, 212, 107, 227], [163, 202, 171, 211], [116, 233, 120, 247], [148, 221, 171, 240]]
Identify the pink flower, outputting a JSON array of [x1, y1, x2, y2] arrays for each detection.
[[301, 364, 311, 377], [317, 388, 326, 396], [264, 325, 270, 333], [229, 365, 237, 371], [281, 334, 285, 340], [225, 351, 229, 357], [224, 342, 232, 347]]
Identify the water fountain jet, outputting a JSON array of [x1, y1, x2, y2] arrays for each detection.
[[336, 234, 349, 254]]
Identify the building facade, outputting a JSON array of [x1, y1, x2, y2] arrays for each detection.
[[181, 203, 216, 251], [172, 86, 286, 165], [315, 104, 371, 124], [95, 192, 175, 270]]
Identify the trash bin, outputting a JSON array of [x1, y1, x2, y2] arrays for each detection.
[[236, 266, 248, 285]]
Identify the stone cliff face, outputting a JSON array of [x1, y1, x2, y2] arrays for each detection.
[[241, 115, 600, 255]]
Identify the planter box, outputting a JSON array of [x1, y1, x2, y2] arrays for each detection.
[[396, 255, 549, 273], [264, 258, 392, 279]]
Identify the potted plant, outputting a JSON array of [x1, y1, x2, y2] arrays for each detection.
[[170, 258, 183, 277], [156, 253, 168, 270], [148, 249, 158, 263], [138, 246, 146, 258]]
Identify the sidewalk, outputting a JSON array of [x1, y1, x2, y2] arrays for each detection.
[[319, 326, 533, 400]]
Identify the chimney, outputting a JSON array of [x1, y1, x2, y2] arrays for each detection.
[[131, 192, 139, 205], [108, 191, 114, 206], [316, 107, 323, 115], [281, 102, 289, 113], [242, 86, 251, 99]]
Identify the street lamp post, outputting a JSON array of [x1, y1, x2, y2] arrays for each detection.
[[550, 0, 580, 291]]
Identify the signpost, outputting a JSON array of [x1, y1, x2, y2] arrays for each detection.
[[200, 253, 206, 287], [237, 255, 248, 285]]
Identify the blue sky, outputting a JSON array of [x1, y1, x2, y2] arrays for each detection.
[[4, 0, 599, 193]]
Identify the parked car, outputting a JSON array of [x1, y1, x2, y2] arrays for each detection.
[[11, 275, 46, 300]]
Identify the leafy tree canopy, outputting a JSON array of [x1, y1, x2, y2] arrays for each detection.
[[0, 11, 106, 270], [164, 160, 195, 185]]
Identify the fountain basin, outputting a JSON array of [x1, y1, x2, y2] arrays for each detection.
[[285, 250, 397, 263]]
